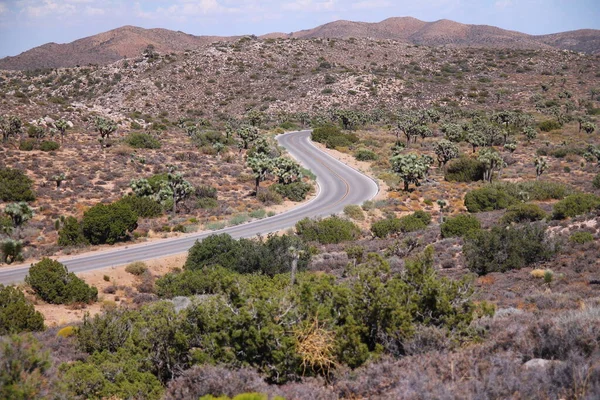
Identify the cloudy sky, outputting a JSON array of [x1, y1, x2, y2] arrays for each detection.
[[0, 0, 598, 57]]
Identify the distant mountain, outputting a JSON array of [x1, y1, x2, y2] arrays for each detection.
[[0, 26, 233, 70], [2, 18, 599, 70], [275, 17, 599, 53]]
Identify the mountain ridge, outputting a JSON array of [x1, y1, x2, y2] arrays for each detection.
[[1, 17, 599, 70]]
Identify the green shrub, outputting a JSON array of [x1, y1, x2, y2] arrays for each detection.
[[444, 157, 485, 182], [57, 216, 88, 246], [0, 168, 35, 202], [197, 197, 218, 209], [569, 231, 594, 244], [354, 148, 378, 161], [464, 186, 518, 213], [125, 261, 148, 276], [441, 214, 481, 238], [538, 120, 562, 132], [464, 223, 557, 275], [371, 218, 401, 238], [25, 258, 98, 304], [500, 203, 547, 224], [270, 182, 313, 202], [344, 204, 365, 220], [370, 211, 431, 238], [184, 233, 310, 276], [39, 140, 60, 152], [125, 132, 161, 149], [196, 185, 218, 199], [296, 216, 361, 244], [82, 202, 139, 245], [593, 173, 600, 189], [0, 285, 45, 335], [18, 139, 35, 151], [257, 189, 283, 205], [311, 124, 359, 149], [552, 193, 600, 219], [116, 195, 162, 218]]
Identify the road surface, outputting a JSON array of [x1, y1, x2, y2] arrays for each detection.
[[0, 130, 379, 284]]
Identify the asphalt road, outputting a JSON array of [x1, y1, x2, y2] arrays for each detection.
[[0, 130, 379, 284]]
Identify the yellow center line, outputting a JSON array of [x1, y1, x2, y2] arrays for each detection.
[[291, 135, 351, 209]]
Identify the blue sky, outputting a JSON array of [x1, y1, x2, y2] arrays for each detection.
[[0, 0, 598, 57]]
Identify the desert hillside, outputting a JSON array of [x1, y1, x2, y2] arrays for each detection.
[[1, 17, 599, 70]]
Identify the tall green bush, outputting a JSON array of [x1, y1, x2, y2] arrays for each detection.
[[82, 202, 138, 244], [440, 214, 481, 238], [296, 216, 361, 244], [0, 285, 45, 334], [25, 258, 98, 304], [0, 168, 35, 202], [464, 223, 557, 275], [552, 193, 600, 219]]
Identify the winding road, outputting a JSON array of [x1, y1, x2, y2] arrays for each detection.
[[0, 130, 379, 284]]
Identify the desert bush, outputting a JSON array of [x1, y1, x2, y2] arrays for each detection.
[[500, 203, 547, 224], [354, 148, 378, 161], [82, 202, 138, 244], [57, 326, 75, 338], [593, 173, 600, 189], [344, 204, 365, 221], [464, 223, 557, 275], [440, 214, 481, 238], [257, 189, 283, 205], [0, 284, 45, 335], [164, 365, 268, 400], [296, 216, 361, 244], [371, 211, 431, 238], [0, 335, 53, 399], [552, 193, 600, 219], [569, 231, 594, 244], [197, 197, 219, 209], [538, 120, 561, 132], [0, 167, 35, 202], [0, 239, 24, 264], [39, 140, 60, 152], [116, 195, 163, 218], [444, 157, 485, 182], [125, 261, 148, 276], [184, 233, 310, 276], [271, 182, 313, 202], [124, 132, 161, 149], [196, 185, 218, 199], [25, 258, 98, 304], [311, 124, 359, 149], [57, 216, 88, 246], [464, 186, 517, 213], [18, 139, 35, 151]]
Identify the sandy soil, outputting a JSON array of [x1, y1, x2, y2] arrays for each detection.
[[33, 254, 186, 327]]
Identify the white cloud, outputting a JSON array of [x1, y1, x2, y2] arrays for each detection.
[[282, 0, 336, 12], [0, 3, 7, 15], [85, 6, 104, 16], [351, 0, 391, 10]]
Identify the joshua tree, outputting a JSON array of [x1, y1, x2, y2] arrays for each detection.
[[51, 173, 66, 189], [478, 148, 505, 183], [434, 139, 459, 167], [3, 202, 34, 236], [390, 153, 431, 191], [236, 125, 259, 150], [247, 153, 273, 195], [54, 119, 69, 143], [94, 117, 117, 150], [272, 157, 303, 184], [163, 166, 194, 215], [0, 115, 22, 143], [534, 157, 548, 180]]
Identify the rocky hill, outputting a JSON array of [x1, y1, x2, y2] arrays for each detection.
[[1, 17, 599, 70], [0, 25, 234, 70]]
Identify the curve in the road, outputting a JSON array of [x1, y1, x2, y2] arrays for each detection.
[[0, 130, 379, 284]]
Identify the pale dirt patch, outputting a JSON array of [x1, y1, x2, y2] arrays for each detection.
[[34, 254, 186, 328]]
